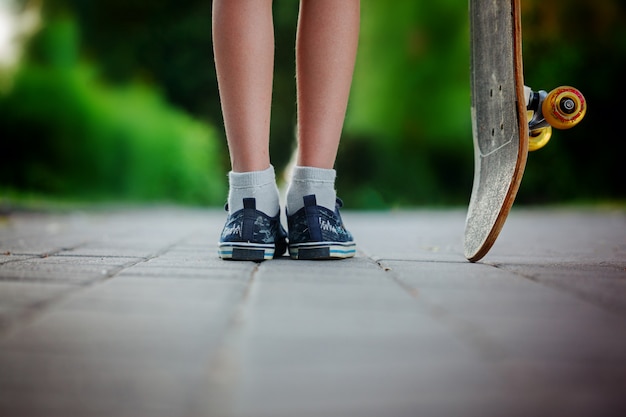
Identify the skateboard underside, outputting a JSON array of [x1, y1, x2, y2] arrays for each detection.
[[464, 0, 528, 262]]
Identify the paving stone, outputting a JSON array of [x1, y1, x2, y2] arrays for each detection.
[[0, 281, 80, 333], [348, 210, 466, 262], [484, 208, 626, 265], [499, 263, 626, 313], [117, 255, 255, 280], [62, 243, 170, 258], [0, 254, 36, 265], [0, 236, 89, 256], [0, 206, 624, 417], [0, 350, 211, 417], [0, 258, 129, 283], [52, 276, 252, 316]]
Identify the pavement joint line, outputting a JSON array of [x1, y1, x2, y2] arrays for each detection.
[[0, 275, 93, 284], [204, 263, 261, 414], [1, 240, 93, 261], [1, 253, 145, 263], [376, 256, 623, 404], [355, 245, 470, 265], [0, 254, 42, 265], [98, 236, 193, 280], [0, 236, 191, 339], [120, 263, 224, 270], [370, 255, 509, 361], [0, 241, 99, 266], [46, 253, 146, 259], [0, 280, 91, 290], [369, 253, 626, 318], [369, 257, 469, 265], [233, 262, 260, 325], [488, 263, 626, 317], [0, 283, 87, 340]]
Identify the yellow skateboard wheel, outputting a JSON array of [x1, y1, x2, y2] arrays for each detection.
[[542, 86, 586, 129], [529, 126, 552, 151]]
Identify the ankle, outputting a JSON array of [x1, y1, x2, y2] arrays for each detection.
[[228, 165, 280, 216], [286, 166, 337, 214]]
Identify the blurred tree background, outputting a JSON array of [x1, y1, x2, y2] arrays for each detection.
[[1, 0, 624, 208]]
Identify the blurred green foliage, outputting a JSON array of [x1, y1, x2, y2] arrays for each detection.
[[340, 0, 472, 207], [1, 5, 225, 205], [339, 0, 626, 207], [1, 0, 624, 208], [518, 0, 626, 204]]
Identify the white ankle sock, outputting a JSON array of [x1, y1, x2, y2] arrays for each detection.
[[286, 166, 337, 214], [228, 165, 280, 216]]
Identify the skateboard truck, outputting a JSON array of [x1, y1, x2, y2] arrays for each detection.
[[526, 87, 549, 130], [524, 85, 587, 151]]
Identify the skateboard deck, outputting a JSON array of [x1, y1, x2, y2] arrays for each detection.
[[464, 0, 528, 262]]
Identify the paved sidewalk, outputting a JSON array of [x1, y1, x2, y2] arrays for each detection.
[[0, 206, 625, 417]]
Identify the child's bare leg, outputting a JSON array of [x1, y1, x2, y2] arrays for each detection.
[[295, 0, 360, 169], [213, 0, 280, 246], [212, 0, 274, 173], [214, 0, 285, 260], [287, 0, 360, 215]]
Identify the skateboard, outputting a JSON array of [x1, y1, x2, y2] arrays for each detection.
[[464, 0, 586, 262]]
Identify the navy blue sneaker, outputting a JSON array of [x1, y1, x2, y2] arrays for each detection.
[[287, 195, 356, 260], [218, 198, 287, 261]]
